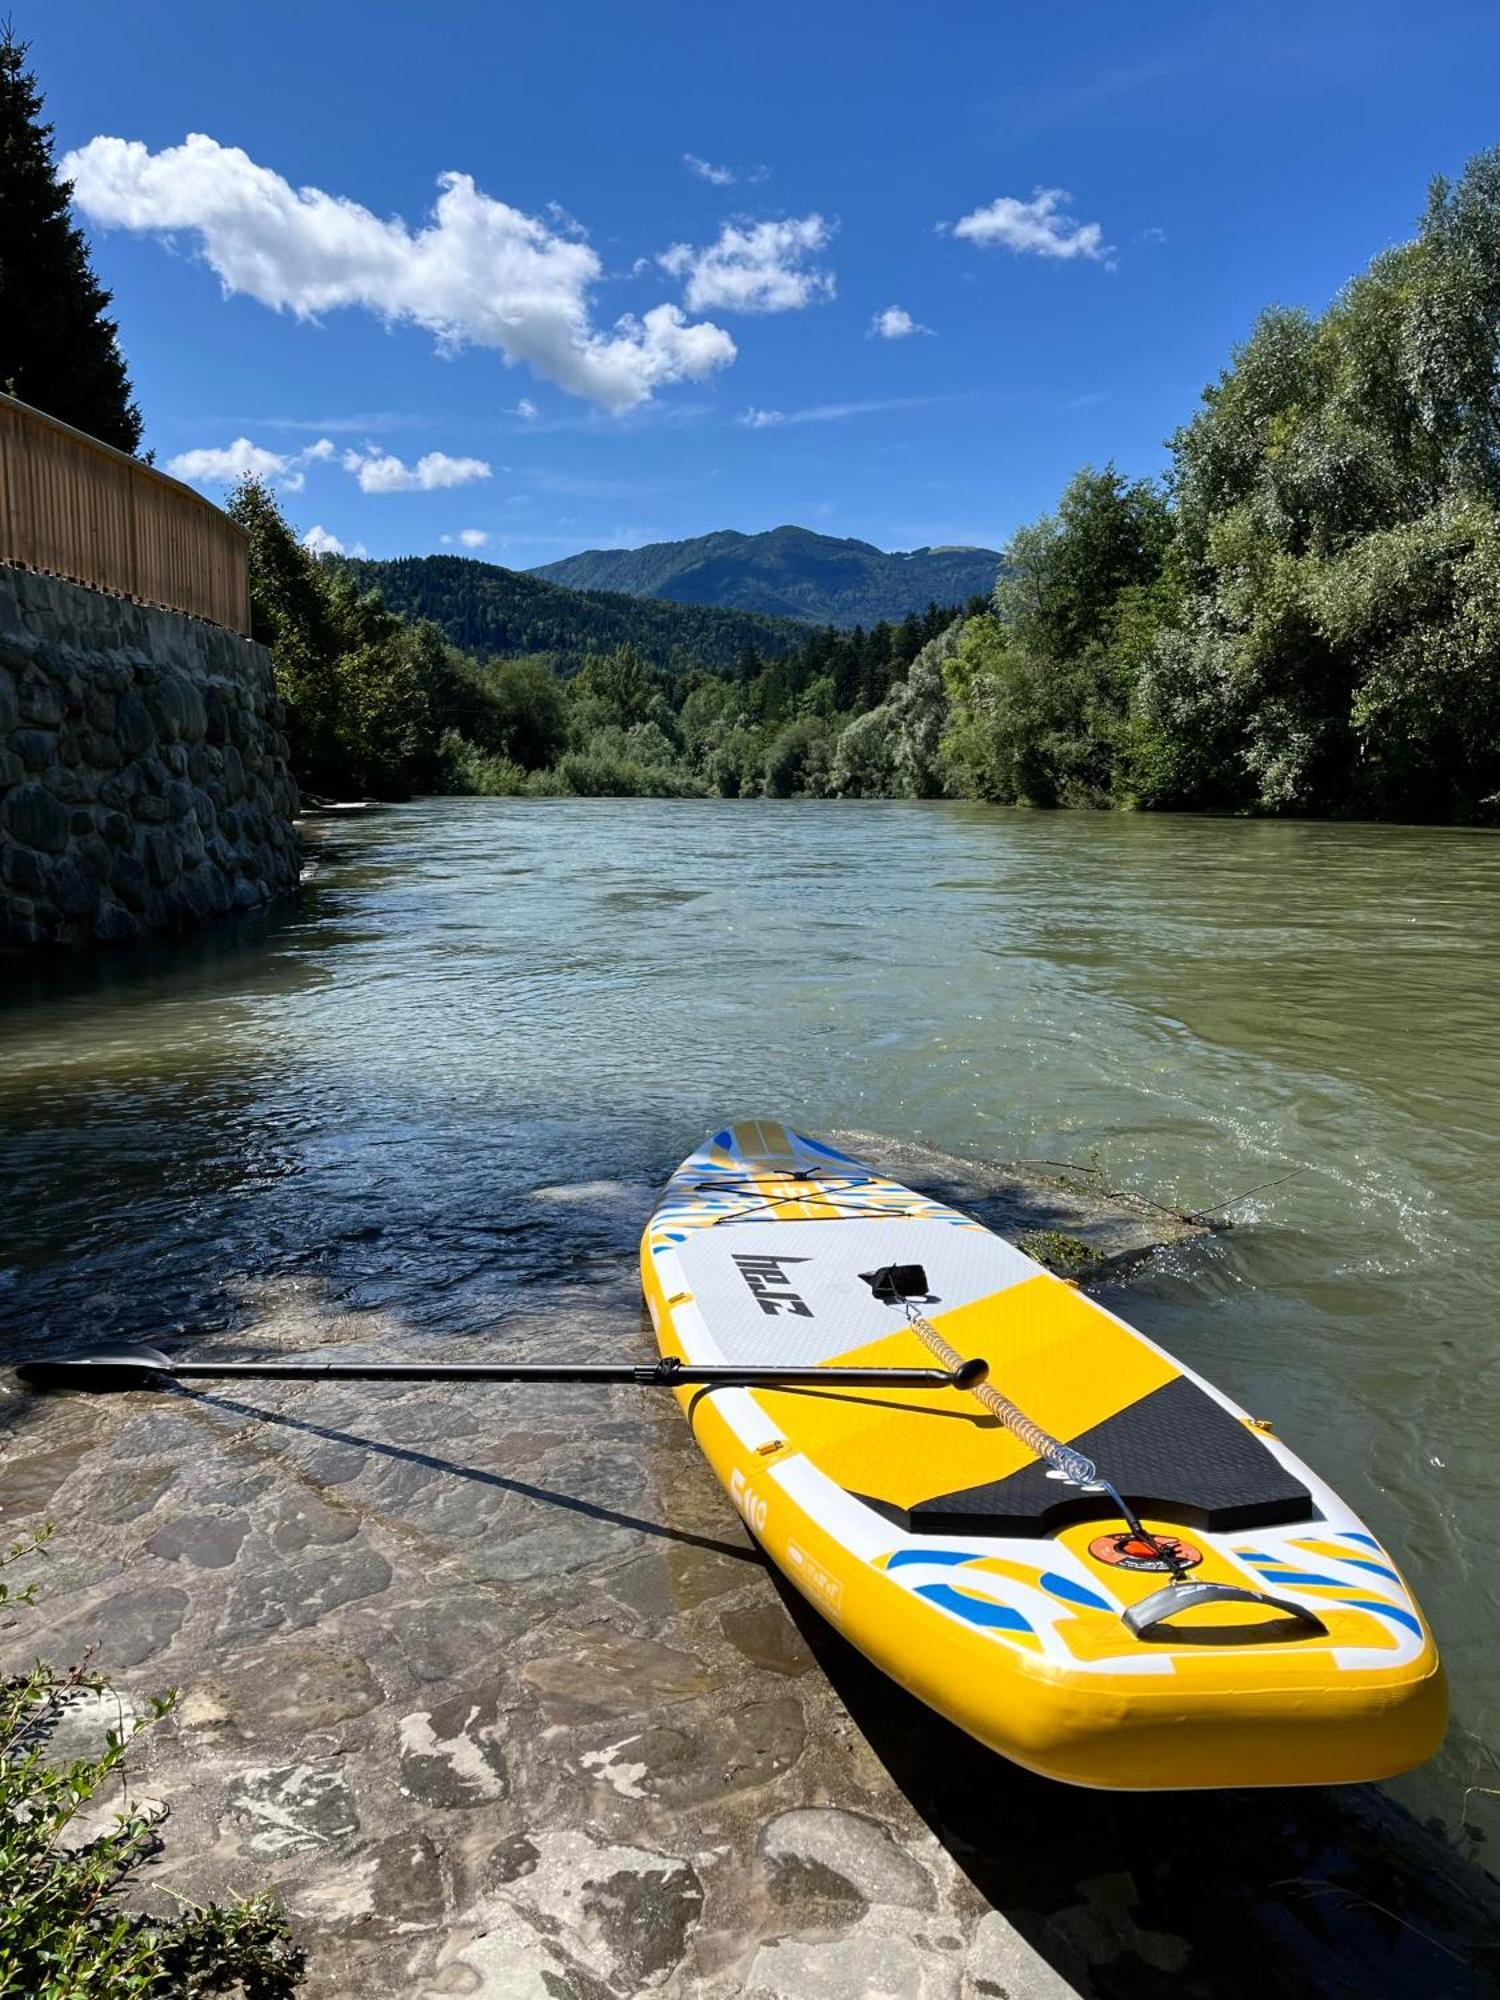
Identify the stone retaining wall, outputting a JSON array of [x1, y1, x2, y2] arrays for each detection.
[[0, 565, 300, 948]]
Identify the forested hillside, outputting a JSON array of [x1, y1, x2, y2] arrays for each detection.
[[335, 554, 803, 672], [532, 525, 1001, 627]]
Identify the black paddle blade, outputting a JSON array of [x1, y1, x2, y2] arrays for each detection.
[[16, 1342, 176, 1392]]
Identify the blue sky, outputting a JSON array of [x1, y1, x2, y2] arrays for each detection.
[[33, 0, 1500, 567]]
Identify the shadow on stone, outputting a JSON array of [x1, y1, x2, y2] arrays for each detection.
[[179, 1387, 764, 1567]]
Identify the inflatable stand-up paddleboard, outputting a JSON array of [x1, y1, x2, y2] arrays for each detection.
[[641, 1122, 1446, 1790]]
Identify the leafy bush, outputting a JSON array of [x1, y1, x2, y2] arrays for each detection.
[[0, 1533, 303, 1998]]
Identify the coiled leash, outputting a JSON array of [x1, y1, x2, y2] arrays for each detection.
[[862, 1264, 1192, 1583]]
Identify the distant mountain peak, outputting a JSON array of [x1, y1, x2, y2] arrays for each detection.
[[531, 524, 999, 627]]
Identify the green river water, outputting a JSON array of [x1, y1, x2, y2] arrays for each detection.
[[1, 798, 1497, 1849]]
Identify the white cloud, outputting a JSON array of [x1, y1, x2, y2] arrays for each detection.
[[682, 154, 768, 188], [868, 304, 932, 339], [515, 398, 539, 420], [167, 437, 292, 485], [659, 215, 834, 313], [301, 524, 367, 557], [949, 188, 1109, 262], [166, 434, 336, 492], [737, 396, 934, 429], [341, 447, 492, 494], [62, 133, 737, 411], [684, 153, 735, 187], [458, 527, 489, 548]]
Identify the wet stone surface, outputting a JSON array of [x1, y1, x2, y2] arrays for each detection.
[[1, 1140, 1497, 1998]]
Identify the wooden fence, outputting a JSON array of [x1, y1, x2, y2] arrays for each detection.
[[0, 393, 251, 636]]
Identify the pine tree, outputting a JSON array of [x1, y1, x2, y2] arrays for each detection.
[[0, 24, 142, 452]]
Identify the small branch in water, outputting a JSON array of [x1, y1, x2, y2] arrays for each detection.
[[1019, 1160, 1203, 1228], [1272, 1876, 1468, 1969], [1184, 1166, 1306, 1226]]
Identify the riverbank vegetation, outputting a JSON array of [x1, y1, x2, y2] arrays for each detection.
[[241, 145, 1500, 822], [0, 1533, 303, 1998]]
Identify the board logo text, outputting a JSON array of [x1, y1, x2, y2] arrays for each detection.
[[732, 1253, 813, 1317]]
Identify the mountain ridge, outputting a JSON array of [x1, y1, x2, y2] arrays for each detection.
[[336, 553, 806, 672], [530, 524, 1001, 627]]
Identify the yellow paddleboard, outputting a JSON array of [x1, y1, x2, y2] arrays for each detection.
[[640, 1120, 1446, 1791]]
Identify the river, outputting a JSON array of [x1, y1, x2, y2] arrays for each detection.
[[2, 797, 1496, 1855]]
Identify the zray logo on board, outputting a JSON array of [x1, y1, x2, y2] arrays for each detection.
[[732, 1253, 813, 1317]]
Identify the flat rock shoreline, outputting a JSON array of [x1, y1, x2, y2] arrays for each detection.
[[1, 1137, 1496, 1998]]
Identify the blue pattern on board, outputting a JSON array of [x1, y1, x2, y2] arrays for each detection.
[[1344, 1598, 1424, 1639], [795, 1132, 861, 1162], [1252, 1568, 1350, 1590], [915, 1583, 1032, 1633], [1332, 1555, 1404, 1586], [1040, 1571, 1112, 1611]]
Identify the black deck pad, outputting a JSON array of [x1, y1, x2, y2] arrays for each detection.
[[863, 1375, 1314, 1536]]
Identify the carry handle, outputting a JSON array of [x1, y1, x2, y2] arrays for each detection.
[[1123, 1580, 1329, 1641]]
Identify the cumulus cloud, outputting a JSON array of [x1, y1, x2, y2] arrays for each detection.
[[341, 447, 492, 494], [868, 304, 932, 339], [62, 133, 737, 411], [166, 434, 335, 492], [301, 524, 366, 557], [514, 398, 539, 420], [659, 215, 834, 313], [458, 527, 489, 548], [949, 188, 1109, 262], [738, 407, 785, 428]]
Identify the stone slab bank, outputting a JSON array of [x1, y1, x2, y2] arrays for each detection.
[[4, 1139, 1498, 1997], [0, 564, 300, 949]]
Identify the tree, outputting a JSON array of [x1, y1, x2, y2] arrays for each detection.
[[0, 26, 141, 451], [226, 479, 345, 787], [474, 656, 569, 770], [937, 471, 1177, 807], [1154, 144, 1500, 818]]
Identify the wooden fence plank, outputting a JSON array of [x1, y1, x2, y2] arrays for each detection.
[[0, 393, 251, 636]]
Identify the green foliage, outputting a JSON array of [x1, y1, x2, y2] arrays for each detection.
[[531, 524, 1002, 627], [762, 715, 835, 797], [337, 554, 805, 674], [0, 27, 142, 452], [227, 480, 506, 798], [0, 1532, 303, 1999], [935, 146, 1500, 824], [940, 468, 1177, 807], [1016, 1230, 1102, 1278]]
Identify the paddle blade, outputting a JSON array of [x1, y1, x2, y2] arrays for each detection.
[[15, 1343, 176, 1392]]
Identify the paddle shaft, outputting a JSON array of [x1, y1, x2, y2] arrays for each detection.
[[14, 1344, 986, 1394], [162, 1360, 958, 1386]]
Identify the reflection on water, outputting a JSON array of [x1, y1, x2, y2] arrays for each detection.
[[2, 799, 1498, 1851]]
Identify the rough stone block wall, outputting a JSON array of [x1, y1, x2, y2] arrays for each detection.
[[0, 564, 300, 948]]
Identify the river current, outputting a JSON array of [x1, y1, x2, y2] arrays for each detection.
[[1, 798, 1496, 1841]]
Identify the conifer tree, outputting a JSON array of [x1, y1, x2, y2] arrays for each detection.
[[0, 24, 142, 451]]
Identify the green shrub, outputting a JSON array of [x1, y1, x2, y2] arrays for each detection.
[[0, 1532, 303, 1999]]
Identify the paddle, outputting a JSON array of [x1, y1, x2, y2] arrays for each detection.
[[13, 1341, 993, 1396]]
